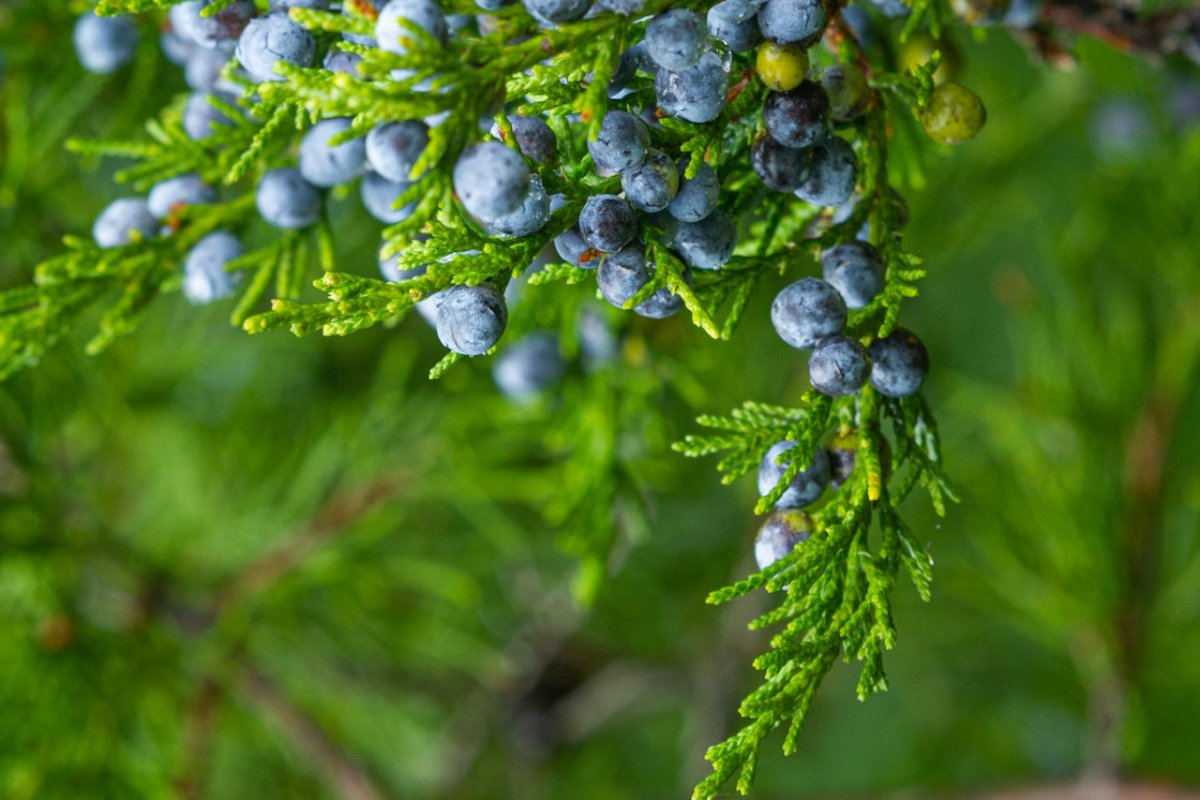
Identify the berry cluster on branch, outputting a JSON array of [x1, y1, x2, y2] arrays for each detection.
[[7, 0, 1183, 794]]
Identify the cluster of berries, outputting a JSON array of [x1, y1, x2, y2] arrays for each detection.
[[553, 108, 730, 321], [90, 178, 239, 305], [547, 0, 879, 330], [750, 429, 880, 569], [74, 0, 962, 413], [770, 241, 927, 397], [751, 239, 928, 569]]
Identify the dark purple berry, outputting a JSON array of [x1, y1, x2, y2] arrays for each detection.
[[809, 335, 870, 396], [868, 328, 929, 397], [763, 81, 830, 149]]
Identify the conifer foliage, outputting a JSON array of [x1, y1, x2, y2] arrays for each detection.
[[2, 0, 1198, 796]]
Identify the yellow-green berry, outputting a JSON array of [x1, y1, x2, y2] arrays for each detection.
[[756, 41, 809, 92], [921, 82, 986, 145]]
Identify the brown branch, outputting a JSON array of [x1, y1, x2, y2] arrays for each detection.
[[238, 665, 386, 800], [173, 678, 223, 800], [210, 474, 405, 618], [1081, 285, 1200, 775], [974, 778, 1200, 799], [1036, 1, 1200, 66]]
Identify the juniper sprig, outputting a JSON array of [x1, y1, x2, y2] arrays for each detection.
[[6, 0, 1195, 794]]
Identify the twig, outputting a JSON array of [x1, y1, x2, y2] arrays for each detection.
[[1037, 0, 1200, 65], [210, 474, 405, 617], [238, 665, 386, 800], [173, 678, 223, 800]]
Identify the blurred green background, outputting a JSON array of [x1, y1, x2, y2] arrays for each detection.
[[3, 3, 1200, 798]]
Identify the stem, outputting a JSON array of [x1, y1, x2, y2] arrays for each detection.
[[173, 678, 223, 800], [239, 665, 386, 800], [1082, 291, 1200, 774], [1038, 0, 1200, 64], [209, 475, 404, 618]]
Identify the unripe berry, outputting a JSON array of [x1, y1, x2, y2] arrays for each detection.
[[758, 440, 830, 509], [921, 82, 987, 145], [822, 64, 871, 122], [898, 34, 960, 85], [755, 41, 809, 92]]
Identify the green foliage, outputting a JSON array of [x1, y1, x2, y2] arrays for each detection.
[[679, 387, 944, 799], [2, 0, 980, 794], [4, 1, 1200, 798]]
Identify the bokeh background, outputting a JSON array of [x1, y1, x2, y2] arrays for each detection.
[[2, 3, 1200, 798]]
